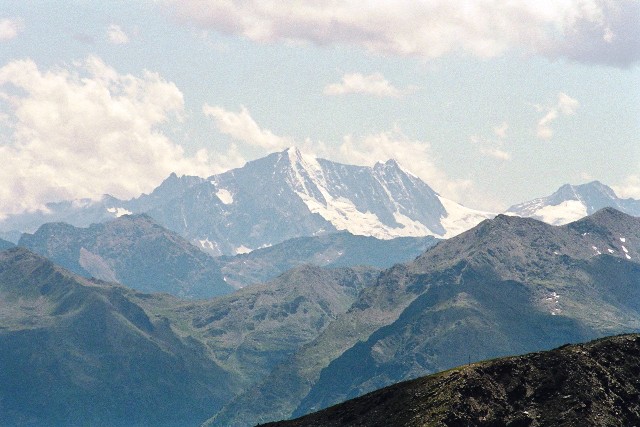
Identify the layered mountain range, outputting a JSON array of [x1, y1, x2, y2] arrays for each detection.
[[1, 146, 640, 426], [1, 149, 637, 259], [210, 208, 640, 426], [18, 214, 437, 295], [1, 208, 639, 426]]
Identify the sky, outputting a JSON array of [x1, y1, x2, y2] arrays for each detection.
[[0, 0, 638, 217]]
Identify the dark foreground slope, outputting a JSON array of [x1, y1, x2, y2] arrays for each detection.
[[266, 334, 640, 427]]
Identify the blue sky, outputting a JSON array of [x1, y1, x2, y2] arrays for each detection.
[[0, 0, 638, 216]]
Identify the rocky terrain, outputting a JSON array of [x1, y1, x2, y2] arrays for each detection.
[[18, 214, 233, 298], [264, 334, 640, 426]]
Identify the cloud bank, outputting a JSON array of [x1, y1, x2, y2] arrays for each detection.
[[0, 57, 215, 217], [324, 73, 415, 98], [162, 0, 640, 67]]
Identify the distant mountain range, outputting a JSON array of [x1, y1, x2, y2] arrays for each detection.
[[1, 150, 637, 259], [18, 214, 233, 298], [0, 147, 490, 255], [1, 149, 638, 258], [217, 232, 437, 288], [264, 334, 640, 427], [211, 208, 640, 426]]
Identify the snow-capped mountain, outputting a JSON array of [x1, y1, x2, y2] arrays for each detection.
[[0, 148, 492, 255], [148, 148, 492, 254], [505, 181, 640, 225]]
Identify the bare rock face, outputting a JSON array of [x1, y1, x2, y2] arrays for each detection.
[[265, 334, 640, 427]]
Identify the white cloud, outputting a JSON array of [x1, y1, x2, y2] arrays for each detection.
[[107, 24, 129, 44], [493, 122, 509, 139], [317, 130, 474, 203], [162, 0, 640, 67], [0, 18, 23, 41], [203, 104, 292, 150], [536, 92, 580, 140], [479, 146, 511, 161], [324, 73, 415, 98], [613, 175, 640, 199], [0, 57, 217, 217], [471, 122, 511, 161]]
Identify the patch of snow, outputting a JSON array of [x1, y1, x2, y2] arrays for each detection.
[[543, 292, 561, 315], [198, 238, 218, 251], [592, 246, 601, 255], [215, 188, 234, 205], [608, 248, 615, 253], [235, 245, 252, 254], [532, 200, 587, 226], [622, 246, 629, 253], [620, 237, 626, 243], [106, 207, 132, 217]]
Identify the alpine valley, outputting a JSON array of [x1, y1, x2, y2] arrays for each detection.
[[1, 149, 640, 426]]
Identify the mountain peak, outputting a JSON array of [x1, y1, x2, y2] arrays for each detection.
[[506, 180, 640, 225]]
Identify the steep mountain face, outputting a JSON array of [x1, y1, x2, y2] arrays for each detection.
[[146, 148, 491, 255], [506, 181, 640, 225], [212, 208, 640, 426], [0, 148, 492, 256], [0, 248, 236, 427], [18, 214, 233, 298], [218, 232, 437, 288], [265, 334, 640, 427]]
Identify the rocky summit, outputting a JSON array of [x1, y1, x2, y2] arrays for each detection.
[[265, 334, 640, 427]]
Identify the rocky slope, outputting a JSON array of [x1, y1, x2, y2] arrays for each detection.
[[0, 238, 14, 251], [163, 265, 378, 392], [0, 247, 377, 426], [264, 334, 640, 427], [0, 247, 235, 426]]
